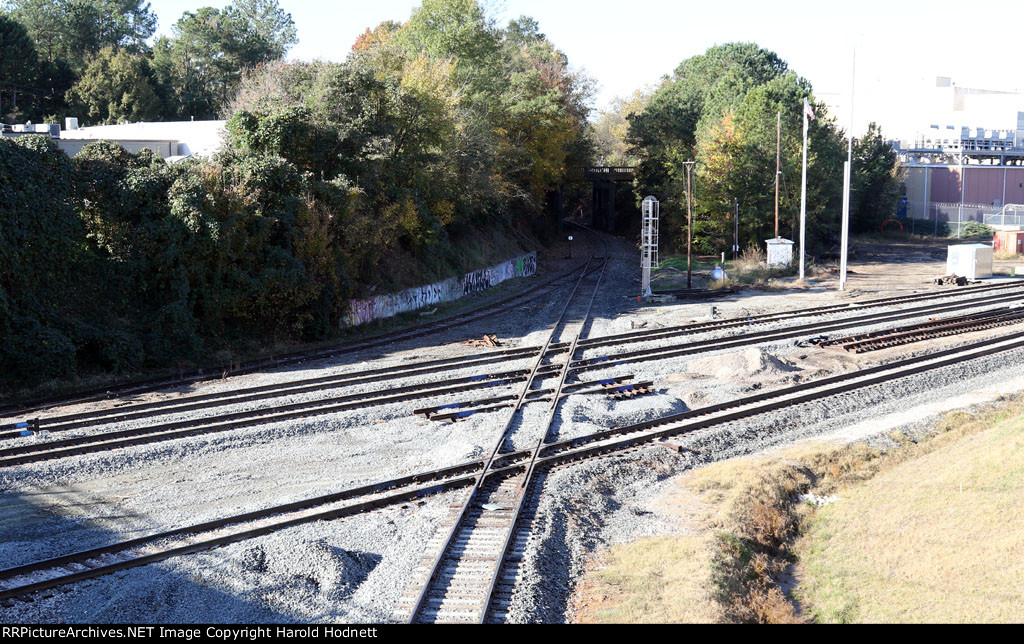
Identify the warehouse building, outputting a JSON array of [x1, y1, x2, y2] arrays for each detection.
[[2, 118, 226, 162], [894, 112, 1024, 230]]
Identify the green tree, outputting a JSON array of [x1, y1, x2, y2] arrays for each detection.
[[0, 15, 39, 121], [495, 16, 593, 213], [66, 46, 162, 124], [229, 0, 297, 59], [398, 0, 500, 102], [1, 0, 598, 390], [3, 0, 156, 65], [630, 43, 846, 255], [851, 122, 903, 231], [0, 136, 87, 383], [33, 57, 77, 119], [592, 87, 656, 166], [156, 7, 278, 119]]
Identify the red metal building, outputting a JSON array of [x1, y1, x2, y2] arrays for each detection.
[[993, 230, 1024, 255]]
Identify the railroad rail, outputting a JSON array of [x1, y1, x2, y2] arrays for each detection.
[[4, 283, 1023, 467], [567, 287, 1024, 373], [5, 329, 1024, 607], [411, 292, 1024, 423], [401, 237, 610, 624], [5, 278, 1023, 429], [2, 279, 1017, 434], [816, 307, 1024, 353], [0, 225, 607, 418], [6, 277, 1024, 428]]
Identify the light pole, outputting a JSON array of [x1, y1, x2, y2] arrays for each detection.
[[839, 50, 855, 292], [958, 152, 967, 238]]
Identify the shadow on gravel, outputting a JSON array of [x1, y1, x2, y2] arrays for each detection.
[[0, 491, 308, 623], [0, 490, 158, 569]]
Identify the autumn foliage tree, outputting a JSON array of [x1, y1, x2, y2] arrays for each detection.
[[1, 0, 593, 391], [629, 43, 852, 255]]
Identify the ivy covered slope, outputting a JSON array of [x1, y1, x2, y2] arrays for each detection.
[[0, 1, 593, 393]]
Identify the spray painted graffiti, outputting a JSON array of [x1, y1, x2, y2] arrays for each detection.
[[521, 254, 536, 276], [343, 252, 537, 328]]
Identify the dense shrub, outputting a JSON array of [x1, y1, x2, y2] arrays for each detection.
[[0, 136, 84, 385], [0, 1, 592, 393]]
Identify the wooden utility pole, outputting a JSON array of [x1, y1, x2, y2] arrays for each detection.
[[684, 161, 696, 289], [774, 111, 781, 238]]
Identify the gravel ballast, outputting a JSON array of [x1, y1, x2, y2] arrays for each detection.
[[3, 233, 1024, 623]]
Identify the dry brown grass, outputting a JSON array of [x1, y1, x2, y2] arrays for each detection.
[[573, 395, 1024, 624], [687, 456, 811, 623], [797, 399, 1024, 623], [724, 243, 802, 287], [697, 394, 1024, 623], [574, 534, 723, 624]]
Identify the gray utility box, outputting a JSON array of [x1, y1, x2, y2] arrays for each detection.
[[946, 244, 993, 280]]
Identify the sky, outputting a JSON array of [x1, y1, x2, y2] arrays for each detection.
[[147, 0, 1024, 139]]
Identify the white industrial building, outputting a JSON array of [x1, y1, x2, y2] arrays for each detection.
[[1, 118, 226, 162]]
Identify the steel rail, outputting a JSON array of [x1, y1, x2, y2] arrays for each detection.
[[421, 382, 654, 424], [409, 244, 610, 623], [0, 232, 608, 419], [567, 289, 1024, 374], [405, 255, 604, 623], [0, 367, 558, 468], [583, 279, 1024, 349], [0, 346, 564, 434], [7, 271, 1020, 427], [5, 328, 1024, 604], [422, 294, 1024, 420], [1, 363, 564, 439], [413, 375, 636, 418], [8, 276, 1023, 434], [11, 285, 1019, 467], [819, 308, 1024, 353], [477, 262, 608, 623]]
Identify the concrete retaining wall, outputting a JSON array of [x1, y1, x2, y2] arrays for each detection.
[[343, 253, 537, 327]]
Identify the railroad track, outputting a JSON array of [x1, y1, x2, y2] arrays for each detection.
[[399, 238, 611, 624], [4, 280, 1022, 466], [408, 291, 1024, 423], [5, 329, 1024, 607], [4, 284, 1011, 434], [816, 307, 1024, 353], [0, 225, 608, 419], [6, 275, 1023, 427], [567, 286, 1024, 373]]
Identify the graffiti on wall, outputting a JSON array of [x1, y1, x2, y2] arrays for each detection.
[[343, 252, 537, 327]]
